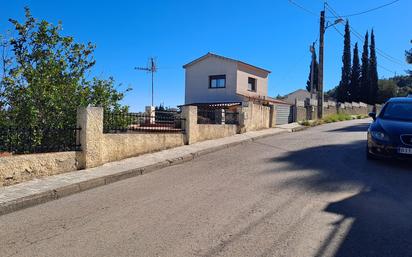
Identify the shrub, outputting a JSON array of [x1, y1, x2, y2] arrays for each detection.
[[322, 113, 352, 123]]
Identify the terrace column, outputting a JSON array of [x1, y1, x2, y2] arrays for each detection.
[[76, 107, 104, 169]]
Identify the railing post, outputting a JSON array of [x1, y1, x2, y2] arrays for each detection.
[[76, 107, 104, 169], [182, 105, 198, 145]]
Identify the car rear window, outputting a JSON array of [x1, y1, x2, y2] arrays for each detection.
[[380, 102, 412, 122]]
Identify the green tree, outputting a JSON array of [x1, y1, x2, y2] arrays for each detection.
[[377, 79, 397, 103], [392, 75, 412, 96], [360, 31, 369, 104], [337, 20, 351, 103], [407, 40, 412, 75], [325, 87, 337, 100], [368, 30, 379, 104], [0, 7, 130, 130], [306, 47, 319, 93], [350, 43, 361, 102], [0, 35, 9, 127]]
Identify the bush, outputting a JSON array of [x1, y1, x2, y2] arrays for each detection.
[[323, 113, 352, 123], [300, 120, 311, 126]]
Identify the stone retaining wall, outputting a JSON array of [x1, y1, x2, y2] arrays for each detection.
[[102, 133, 185, 163], [0, 151, 78, 186], [197, 124, 238, 142], [293, 98, 379, 121], [0, 102, 287, 186]]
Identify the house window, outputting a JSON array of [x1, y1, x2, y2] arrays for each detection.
[[248, 77, 256, 91], [209, 75, 226, 88]]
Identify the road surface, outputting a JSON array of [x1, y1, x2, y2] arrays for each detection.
[[1, 119, 411, 257]]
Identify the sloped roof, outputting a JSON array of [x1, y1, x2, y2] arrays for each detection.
[[284, 89, 310, 97], [237, 93, 291, 105], [183, 52, 271, 74]]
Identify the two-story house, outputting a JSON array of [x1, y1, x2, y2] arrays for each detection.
[[183, 53, 293, 124], [183, 53, 274, 105]]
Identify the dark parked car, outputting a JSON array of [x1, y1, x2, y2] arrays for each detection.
[[367, 97, 412, 160]]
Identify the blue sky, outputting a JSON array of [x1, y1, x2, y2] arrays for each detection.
[[1, 0, 411, 111]]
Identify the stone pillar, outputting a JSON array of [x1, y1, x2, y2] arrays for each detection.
[[145, 106, 155, 124], [182, 105, 198, 145], [221, 109, 225, 125], [269, 104, 277, 127], [337, 103, 345, 114], [238, 102, 251, 133], [76, 107, 104, 169]]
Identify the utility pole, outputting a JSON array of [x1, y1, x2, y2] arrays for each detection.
[[135, 57, 157, 107], [317, 9, 325, 119], [309, 42, 316, 95]]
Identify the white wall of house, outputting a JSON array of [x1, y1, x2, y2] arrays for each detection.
[[236, 63, 268, 99], [185, 56, 241, 104]]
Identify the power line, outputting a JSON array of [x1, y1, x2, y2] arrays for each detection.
[[288, 0, 403, 75], [348, 26, 405, 65], [280, 34, 320, 81], [331, 25, 397, 74], [326, 0, 400, 18], [325, 3, 406, 68], [288, 0, 318, 16]]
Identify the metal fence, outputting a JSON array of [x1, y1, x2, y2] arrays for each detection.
[[0, 127, 81, 154], [197, 108, 239, 125], [103, 111, 185, 133]]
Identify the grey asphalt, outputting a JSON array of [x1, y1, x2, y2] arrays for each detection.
[[1, 119, 411, 257]]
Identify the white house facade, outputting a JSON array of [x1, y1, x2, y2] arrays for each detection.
[[183, 53, 271, 105]]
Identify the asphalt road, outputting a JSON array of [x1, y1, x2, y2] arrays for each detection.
[[1, 119, 412, 257]]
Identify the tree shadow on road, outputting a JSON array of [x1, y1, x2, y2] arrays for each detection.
[[270, 140, 412, 257], [326, 122, 371, 133]]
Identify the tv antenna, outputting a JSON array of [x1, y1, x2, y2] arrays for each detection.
[[135, 57, 157, 106]]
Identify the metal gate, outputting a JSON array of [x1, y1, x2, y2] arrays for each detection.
[[276, 104, 293, 125]]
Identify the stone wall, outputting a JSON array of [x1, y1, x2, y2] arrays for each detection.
[[102, 133, 185, 163], [197, 124, 238, 142], [295, 106, 307, 121], [0, 152, 78, 186], [239, 102, 271, 132], [78, 107, 187, 168], [293, 99, 374, 121], [294, 100, 307, 122], [0, 103, 283, 186], [337, 102, 369, 116], [182, 105, 239, 144], [324, 106, 338, 116]]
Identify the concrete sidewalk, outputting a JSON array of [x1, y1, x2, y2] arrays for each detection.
[[0, 125, 303, 216]]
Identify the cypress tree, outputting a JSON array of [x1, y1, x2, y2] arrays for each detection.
[[369, 29, 379, 104], [369, 30, 378, 105], [407, 40, 412, 75], [306, 47, 319, 93], [337, 20, 351, 103], [360, 31, 369, 104], [350, 43, 361, 102]]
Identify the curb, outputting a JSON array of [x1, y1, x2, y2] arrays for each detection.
[[291, 126, 308, 132], [0, 127, 301, 216]]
